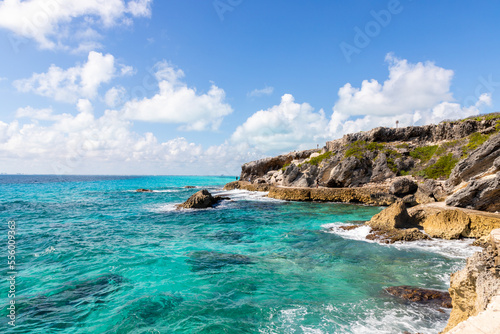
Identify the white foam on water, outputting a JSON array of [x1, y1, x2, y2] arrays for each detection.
[[152, 189, 181, 193], [323, 222, 481, 259], [212, 189, 284, 203], [346, 303, 448, 334], [34, 246, 56, 257]]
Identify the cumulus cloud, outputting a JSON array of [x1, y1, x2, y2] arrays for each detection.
[[0, 101, 255, 175], [247, 86, 274, 98], [231, 94, 329, 152], [104, 86, 127, 107], [122, 61, 233, 131], [14, 51, 128, 103], [327, 54, 491, 138], [0, 0, 152, 51], [334, 54, 454, 117]]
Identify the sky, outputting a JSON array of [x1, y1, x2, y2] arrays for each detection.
[[0, 0, 499, 175]]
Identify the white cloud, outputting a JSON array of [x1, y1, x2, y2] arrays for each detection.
[[334, 54, 454, 117], [0, 100, 256, 175], [105, 86, 127, 107], [122, 61, 233, 131], [327, 54, 491, 138], [14, 51, 129, 103], [247, 86, 274, 98], [0, 0, 152, 51], [231, 94, 328, 152], [0, 76, 7, 81]]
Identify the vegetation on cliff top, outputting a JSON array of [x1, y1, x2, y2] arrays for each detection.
[[344, 140, 385, 159]]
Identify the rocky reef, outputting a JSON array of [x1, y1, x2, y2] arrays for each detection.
[[177, 189, 226, 209]]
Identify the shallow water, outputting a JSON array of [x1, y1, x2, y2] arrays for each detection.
[[0, 175, 479, 333]]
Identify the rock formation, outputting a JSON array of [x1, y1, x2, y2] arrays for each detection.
[[443, 229, 500, 332], [385, 285, 451, 308], [136, 188, 153, 192], [177, 189, 223, 209]]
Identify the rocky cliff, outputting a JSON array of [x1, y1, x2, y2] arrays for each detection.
[[443, 229, 500, 333], [236, 113, 500, 213]]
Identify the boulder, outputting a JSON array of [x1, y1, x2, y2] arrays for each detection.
[[446, 172, 500, 212], [370, 153, 396, 183], [422, 209, 471, 239], [389, 177, 418, 197], [177, 189, 221, 209], [367, 200, 414, 231], [418, 179, 447, 202], [385, 286, 452, 308], [327, 156, 372, 187]]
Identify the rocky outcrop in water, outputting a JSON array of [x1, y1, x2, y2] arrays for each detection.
[[136, 188, 153, 192], [177, 189, 222, 209], [385, 285, 452, 308]]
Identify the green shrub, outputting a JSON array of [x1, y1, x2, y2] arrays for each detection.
[[345, 141, 384, 159], [409, 145, 438, 162], [435, 140, 459, 156], [395, 143, 409, 149], [463, 133, 491, 154], [421, 154, 458, 179], [308, 151, 333, 166], [281, 163, 290, 171]]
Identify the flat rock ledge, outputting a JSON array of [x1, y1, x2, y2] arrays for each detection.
[[224, 181, 396, 206]]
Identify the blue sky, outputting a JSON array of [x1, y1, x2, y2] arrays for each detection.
[[0, 0, 499, 175]]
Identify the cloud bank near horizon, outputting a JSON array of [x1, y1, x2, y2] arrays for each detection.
[[0, 54, 492, 175]]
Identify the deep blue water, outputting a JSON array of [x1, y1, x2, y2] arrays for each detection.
[[0, 175, 477, 333]]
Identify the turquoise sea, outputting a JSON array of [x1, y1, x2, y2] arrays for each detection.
[[0, 175, 479, 333]]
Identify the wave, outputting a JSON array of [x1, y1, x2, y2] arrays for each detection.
[[322, 222, 481, 259]]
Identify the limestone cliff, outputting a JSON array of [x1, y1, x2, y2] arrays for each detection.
[[237, 113, 500, 213], [443, 229, 500, 333]]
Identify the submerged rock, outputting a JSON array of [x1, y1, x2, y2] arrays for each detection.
[[177, 189, 222, 209], [187, 251, 253, 271], [136, 188, 153, 192], [385, 285, 452, 308], [366, 227, 430, 244], [183, 186, 196, 189]]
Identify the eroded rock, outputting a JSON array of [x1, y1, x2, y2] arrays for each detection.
[[390, 177, 418, 197], [385, 285, 452, 308], [422, 209, 471, 239], [367, 200, 414, 231], [177, 189, 221, 209]]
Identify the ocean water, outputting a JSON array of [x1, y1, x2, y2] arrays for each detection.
[[0, 175, 480, 334]]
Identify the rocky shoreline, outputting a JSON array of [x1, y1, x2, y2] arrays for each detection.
[[225, 114, 500, 332]]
